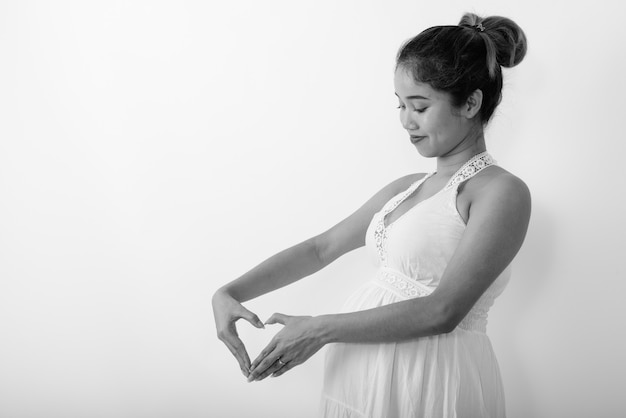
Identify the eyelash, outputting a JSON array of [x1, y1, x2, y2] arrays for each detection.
[[397, 105, 427, 113]]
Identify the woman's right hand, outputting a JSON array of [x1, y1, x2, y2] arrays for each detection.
[[212, 289, 265, 378]]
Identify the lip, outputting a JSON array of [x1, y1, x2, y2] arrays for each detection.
[[410, 135, 426, 144]]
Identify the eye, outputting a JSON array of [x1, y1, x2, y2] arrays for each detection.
[[396, 104, 406, 109], [415, 107, 428, 113]]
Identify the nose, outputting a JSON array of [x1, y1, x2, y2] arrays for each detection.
[[401, 110, 418, 130]]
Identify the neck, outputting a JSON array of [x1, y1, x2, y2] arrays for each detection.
[[435, 126, 486, 177]]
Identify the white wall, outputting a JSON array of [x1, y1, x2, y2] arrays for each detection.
[[1, 1, 624, 417]]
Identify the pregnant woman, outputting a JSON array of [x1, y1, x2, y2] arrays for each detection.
[[213, 12, 530, 417]]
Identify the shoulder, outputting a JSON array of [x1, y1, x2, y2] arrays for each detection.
[[363, 172, 429, 214], [396, 172, 429, 185], [379, 172, 429, 197], [312, 172, 430, 262], [483, 167, 529, 201], [466, 166, 531, 220], [464, 166, 529, 197]]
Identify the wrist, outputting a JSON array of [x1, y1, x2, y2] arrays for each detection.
[[215, 286, 241, 302], [312, 314, 337, 345]]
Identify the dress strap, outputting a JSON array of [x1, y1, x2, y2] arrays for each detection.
[[444, 152, 496, 190]]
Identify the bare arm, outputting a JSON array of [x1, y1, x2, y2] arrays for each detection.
[[213, 173, 420, 377], [216, 239, 324, 303], [248, 174, 531, 380], [215, 173, 421, 302]]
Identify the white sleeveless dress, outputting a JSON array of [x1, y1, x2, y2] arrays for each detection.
[[320, 152, 511, 418]]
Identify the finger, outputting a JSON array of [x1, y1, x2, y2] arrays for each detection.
[[248, 349, 281, 382], [249, 355, 286, 382], [264, 312, 289, 326], [256, 358, 288, 381], [238, 307, 265, 329], [271, 360, 297, 378], [221, 333, 252, 377], [224, 338, 251, 376], [250, 341, 276, 371]]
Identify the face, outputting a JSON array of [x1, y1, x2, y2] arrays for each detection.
[[394, 67, 477, 158]]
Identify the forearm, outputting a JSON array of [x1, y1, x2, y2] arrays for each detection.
[[219, 238, 326, 303], [316, 296, 453, 344]]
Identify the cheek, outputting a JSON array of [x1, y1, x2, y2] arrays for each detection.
[[426, 110, 458, 135], [421, 111, 445, 133]]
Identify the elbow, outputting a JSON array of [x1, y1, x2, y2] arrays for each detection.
[[437, 317, 458, 334], [310, 235, 330, 267], [432, 303, 463, 335]]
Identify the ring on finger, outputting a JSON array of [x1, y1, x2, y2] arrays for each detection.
[[277, 358, 286, 366]]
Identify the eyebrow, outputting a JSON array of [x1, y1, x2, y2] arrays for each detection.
[[395, 93, 430, 100]]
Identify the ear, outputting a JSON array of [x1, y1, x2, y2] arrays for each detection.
[[462, 89, 483, 119]]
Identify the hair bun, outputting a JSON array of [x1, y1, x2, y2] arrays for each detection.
[[459, 12, 527, 70]]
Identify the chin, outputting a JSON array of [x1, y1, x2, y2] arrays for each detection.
[[414, 146, 438, 158]]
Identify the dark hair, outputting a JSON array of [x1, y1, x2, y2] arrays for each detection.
[[396, 13, 527, 124]]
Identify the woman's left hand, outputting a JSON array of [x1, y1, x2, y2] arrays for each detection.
[[248, 313, 327, 382]]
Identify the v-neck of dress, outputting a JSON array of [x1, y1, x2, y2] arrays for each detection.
[[382, 152, 496, 230], [382, 173, 437, 230]]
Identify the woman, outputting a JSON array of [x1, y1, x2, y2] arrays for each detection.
[[213, 12, 530, 417]]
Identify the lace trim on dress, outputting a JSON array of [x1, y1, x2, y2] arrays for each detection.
[[375, 269, 431, 299], [457, 309, 488, 333], [372, 221, 389, 265], [444, 151, 496, 190], [373, 174, 433, 266]]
